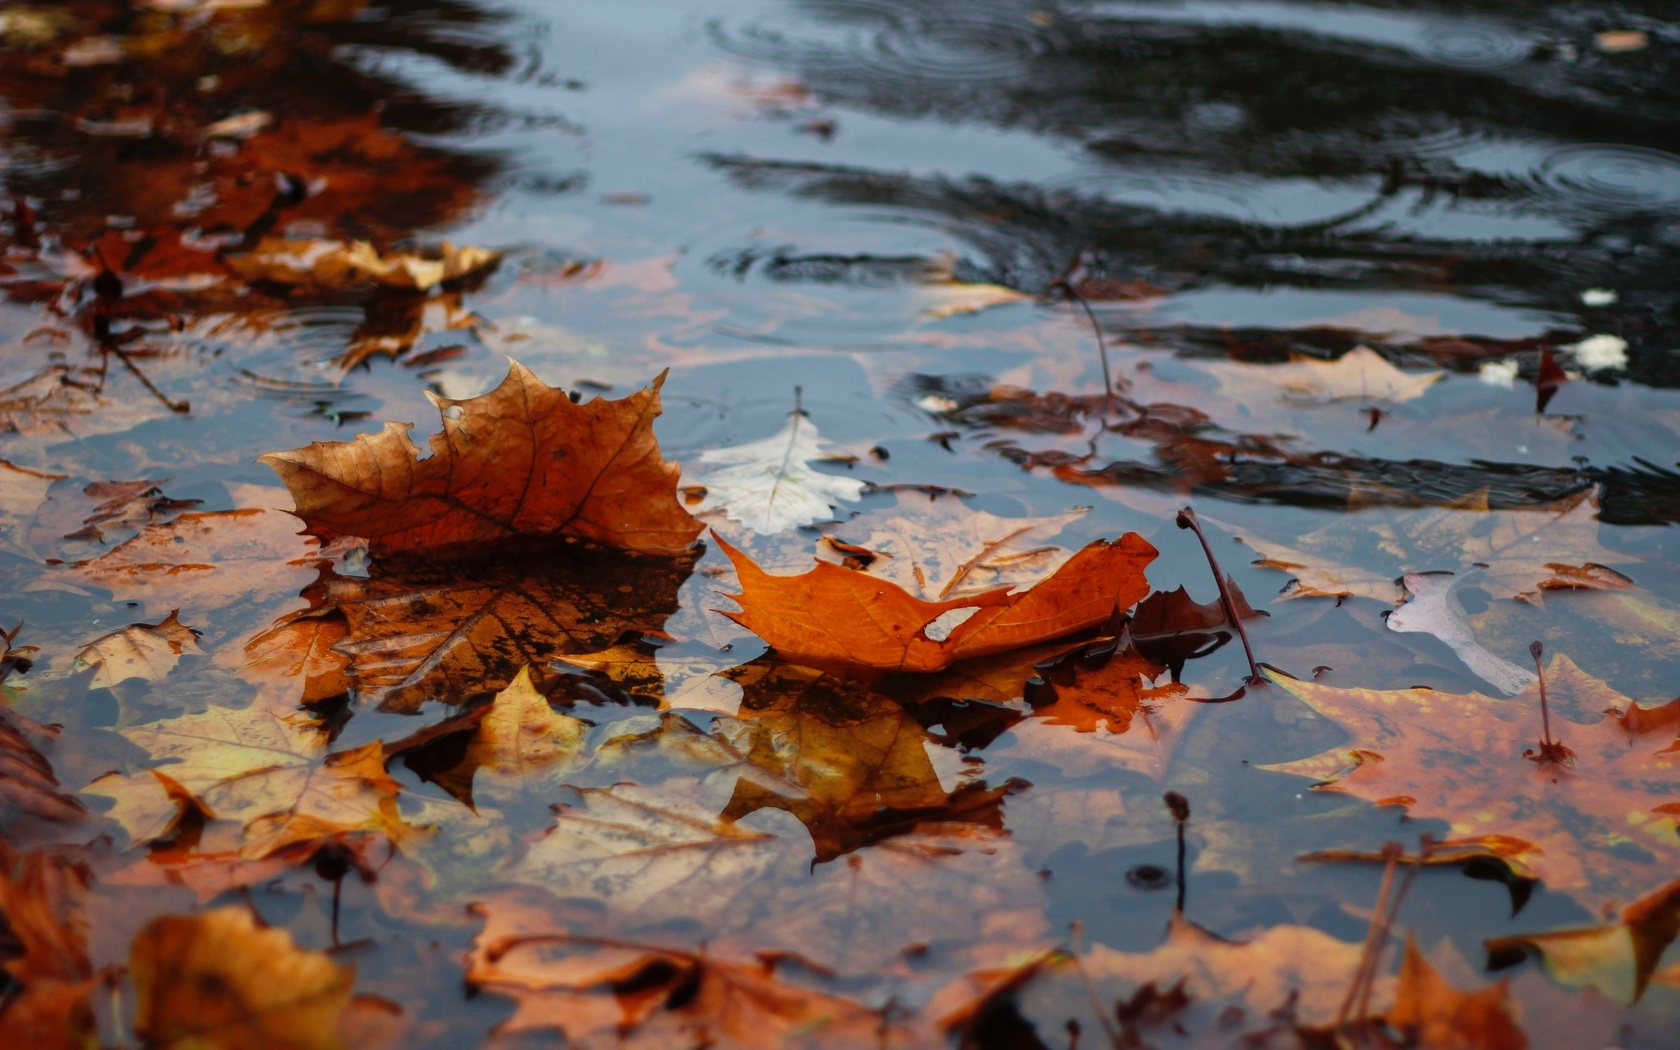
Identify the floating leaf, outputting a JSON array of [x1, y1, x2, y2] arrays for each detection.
[[693, 415, 865, 534], [73, 609, 203, 689]]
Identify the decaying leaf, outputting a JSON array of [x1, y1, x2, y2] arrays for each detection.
[[1264, 659, 1680, 903], [0, 705, 86, 831], [1486, 878, 1680, 1006], [692, 414, 865, 534], [318, 539, 694, 709], [718, 531, 1155, 673], [262, 362, 700, 556], [810, 492, 1085, 600], [130, 906, 357, 1050], [421, 666, 586, 805], [1238, 488, 1634, 604], [73, 609, 203, 689], [1389, 936, 1528, 1049], [465, 889, 910, 1046]]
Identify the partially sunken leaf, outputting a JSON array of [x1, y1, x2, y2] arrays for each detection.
[[320, 541, 695, 709], [1486, 878, 1680, 1005], [693, 414, 865, 534], [72, 609, 202, 689], [1239, 488, 1633, 604], [130, 907, 356, 1050], [113, 702, 415, 859], [718, 531, 1155, 673], [1263, 659, 1680, 903], [465, 892, 909, 1046], [1, 706, 88, 830], [261, 362, 701, 556], [227, 237, 499, 293], [1389, 937, 1528, 1049], [427, 666, 586, 805], [1208, 345, 1444, 405], [0, 459, 63, 560]]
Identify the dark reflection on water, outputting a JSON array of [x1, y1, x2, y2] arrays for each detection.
[[711, 0, 1680, 384]]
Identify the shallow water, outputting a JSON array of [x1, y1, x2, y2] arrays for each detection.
[[4, 1, 1680, 1046]]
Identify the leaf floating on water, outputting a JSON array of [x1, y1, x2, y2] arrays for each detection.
[[261, 363, 701, 556], [1486, 877, 1680, 1005], [227, 237, 499, 293], [1208, 345, 1444, 405], [717, 530, 1155, 673], [693, 414, 865, 534]]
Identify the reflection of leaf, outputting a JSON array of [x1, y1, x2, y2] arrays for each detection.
[[1389, 936, 1527, 1048], [1387, 573, 1537, 695], [810, 492, 1085, 600], [717, 659, 1023, 860], [1263, 659, 1680, 904], [1238, 488, 1634, 604], [321, 540, 695, 709], [130, 907, 359, 1050], [73, 609, 203, 689], [261, 363, 701, 556], [1486, 878, 1680, 1006], [465, 890, 911, 1047], [693, 415, 865, 534], [718, 531, 1154, 673]]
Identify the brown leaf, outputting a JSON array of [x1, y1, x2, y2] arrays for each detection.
[[0, 849, 97, 1050], [1263, 658, 1680, 904], [465, 890, 912, 1046], [73, 609, 203, 689], [226, 237, 499, 293], [1389, 936, 1528, 1049], [261, 362, 701, 556], [420, 665, 586, 806], [1485, 878, 1680, 1005], [0, 706, 86, 833], [318, 539, 695, 709], [130, 906, 359, 1050], [718, 531, 1155, 673]]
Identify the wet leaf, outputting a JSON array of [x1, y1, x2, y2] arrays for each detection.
[[0, 706, 87, 831], [465, 890, 911, 1046], [130, 906, 361, 1050], [717, 530, 1155, 673], [73, 609, 203, 689], [262, 362, 701, 556], [0, 849, 97, 1049], [226, 237, 499, 293], [1485, 878, 1680, 1006], [105, 700, 418, 859], [1389, 936, 1527, 1049], [1208, 345, 1444, 405], [692, 414, 866, 534], [1238, 488, 1634, 604], [422, 666, 586, 806], [1263, 659, 1680, 904]]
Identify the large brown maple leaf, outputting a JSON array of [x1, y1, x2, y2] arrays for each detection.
[[261, 362, 701, 556], [717, 531, 1155, 673], [1263, 658, 1680, 905]]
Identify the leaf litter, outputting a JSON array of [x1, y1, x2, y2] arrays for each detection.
[[2, 2, 1680, 1048]]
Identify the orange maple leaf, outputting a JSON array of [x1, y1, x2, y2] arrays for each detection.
[[716, 531, 1156, 673], [1264, 658, 1680, 905], [261, 362, 701, 556]]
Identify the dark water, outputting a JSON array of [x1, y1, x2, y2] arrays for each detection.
[[3, 1, 1680, 1046]]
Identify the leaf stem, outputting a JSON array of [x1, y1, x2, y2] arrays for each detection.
[[1526, 640, 1576, 766], [1174, 507, 1262, 683], [1164, 791, 1190, 914]]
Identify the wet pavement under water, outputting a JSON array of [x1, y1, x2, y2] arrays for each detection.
[[4, 1, 1680, 1046]]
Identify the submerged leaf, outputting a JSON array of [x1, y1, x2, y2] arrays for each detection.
[[73, 609, 203, 689], [693, 415, 865, 534]]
